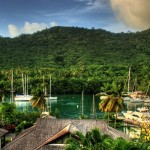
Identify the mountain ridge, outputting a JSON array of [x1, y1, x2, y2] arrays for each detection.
[[0, 26, 150, 69]]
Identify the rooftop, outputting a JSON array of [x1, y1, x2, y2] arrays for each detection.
[[2, 118, 130, 150]]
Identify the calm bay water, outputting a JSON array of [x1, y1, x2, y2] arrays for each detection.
[[15, 94, 102, 118], [15, 95, 150, 139], [15, 94, 150, 119]]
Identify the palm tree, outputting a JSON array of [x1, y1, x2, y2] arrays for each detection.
[[98, 95, 110, 123], [112, 95, 123, 128], [65, 131, 85, 150], [30, 93, 47, 112], [112, 137, 128, 150], [65, 128, 113, 150], [98, 91, 123, 128]]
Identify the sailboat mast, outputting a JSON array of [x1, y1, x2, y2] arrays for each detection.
[[22, 74, 24, 95], [128, 67, 131, 93], [146, 82, 150, 96], [43, 75, 45, 94], [82, 90, 84, 116], [27, 75, 28, 95], [11, 70, 14, 102], [132, 77, 137, 92], [24, 75, 27, 95], [49, 75, 51, 97], [92, 94, 95, 115]]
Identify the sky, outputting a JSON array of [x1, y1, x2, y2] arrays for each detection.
[[0, 0, 150, 37]]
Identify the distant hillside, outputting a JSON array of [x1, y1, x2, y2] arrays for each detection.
[[0, 26, 150, 69], [0, 27, 150, 94]]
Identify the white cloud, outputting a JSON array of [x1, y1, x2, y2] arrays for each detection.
[[103, 22, 136, 33], [50, 21, 58, 27], [23, 21, 48, 34], [8, 24, 20, 37], [76, 0, 109, 14], [8, 21, 58, 37]]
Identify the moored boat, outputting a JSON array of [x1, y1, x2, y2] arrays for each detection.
[[130, 98, 144, 103], [15, 94, 33, 101], [144, 97, 150, 103], [122, 111, 150, 122], [47, 75, 57, 100], [137, 107, 149, 112], [14, 74, 33, 101]]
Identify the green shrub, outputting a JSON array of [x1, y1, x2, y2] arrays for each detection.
[[15, 121, 33, 134]]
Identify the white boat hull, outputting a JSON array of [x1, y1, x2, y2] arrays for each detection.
[[47, 96, 57, 100], [130, 98, 144, 103], [15, 95, 33, 101], [122, 111, 150, 122], [144, 99, 150, 103]]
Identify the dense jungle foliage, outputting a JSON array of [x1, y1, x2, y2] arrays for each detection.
[[0, 26, 150, 96]]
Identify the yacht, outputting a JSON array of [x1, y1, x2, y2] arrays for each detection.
[[14, 74, 33, 101], [144, 97, 150, 103], [137, 107, 149, 112], [47, 75, 57, 100], [122, 111, 149, 122], [130, 98, 144, 103], [15, 94, 33, 101]]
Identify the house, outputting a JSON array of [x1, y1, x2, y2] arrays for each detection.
[[2, 118, 130, 150], [0, 129, 8, 150]]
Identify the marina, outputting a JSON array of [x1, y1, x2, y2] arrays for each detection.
[[15, 94, 100, 119], [14, 94, 150, 119]]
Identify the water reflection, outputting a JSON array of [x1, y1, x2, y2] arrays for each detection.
[[15, 94, 100, 118], [15, 101, 32, 111]]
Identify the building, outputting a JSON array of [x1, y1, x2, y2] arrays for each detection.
[[2, 118, 130, 150], [0, 129, 8, 150]]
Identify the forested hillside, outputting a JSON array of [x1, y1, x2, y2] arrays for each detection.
[[0, 26, 150, 95], [0, 26, 150, 68]]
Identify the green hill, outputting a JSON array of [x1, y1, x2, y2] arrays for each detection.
[[0, 26, 150, 69], [0, 26, 150, 94]]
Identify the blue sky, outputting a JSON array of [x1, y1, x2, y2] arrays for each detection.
[[0, 0, 149, 37]]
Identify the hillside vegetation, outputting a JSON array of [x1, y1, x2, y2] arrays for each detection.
[[0, 26, 150, 95], [0, 26, 150, 68]]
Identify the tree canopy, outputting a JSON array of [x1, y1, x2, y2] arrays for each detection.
[[0, 26, 150, 95]]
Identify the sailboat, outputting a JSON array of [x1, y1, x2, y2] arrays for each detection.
[[79, 90, 87, 119], [90, 94, 97, 119], [48, 75, 57, 100], [122, 67, 132, 101], [14, 74, 33, 101], [10, 70, 14, 102], [122, 67, 144, 103]]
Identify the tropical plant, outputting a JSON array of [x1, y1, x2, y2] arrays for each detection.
[[98, 90, 124, 128], [79, 114, 88, 119], [65, 130, 149, 150], [65, 128, 113, 150], [0, 102, 17, 126], [98, 94, 110, 123], [15, 121, 33, 134], [113, 137, 150, 150], [65, 131, 84, 150], [141, 141, 150, 150], [30, 93, 47, 112]]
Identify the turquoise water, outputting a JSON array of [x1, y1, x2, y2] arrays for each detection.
[[15, 94, 150, 119], [15, 95, 150, 139], [15, 94, 102, 118]]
